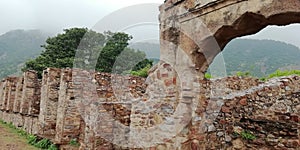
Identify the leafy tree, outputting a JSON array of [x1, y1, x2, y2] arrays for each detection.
[[96, 32, 133, 73], [22, 28, 153, 78], [22, 28, 106, 77], [111, 47, 153, 74]]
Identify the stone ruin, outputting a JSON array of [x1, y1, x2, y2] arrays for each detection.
[[0, 0, 299, 149], [0, 65, 298, 149]]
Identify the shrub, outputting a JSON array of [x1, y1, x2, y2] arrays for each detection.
[[130, 64, 151, 78]]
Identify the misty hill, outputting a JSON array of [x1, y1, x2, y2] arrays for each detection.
[[209, 39, 300, 77], [129, 40, 300, 78], [0, 30, 299, 79], [0, 30, 47, 78]]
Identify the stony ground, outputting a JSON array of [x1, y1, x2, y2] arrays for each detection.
[[0, 124, 38, 150]]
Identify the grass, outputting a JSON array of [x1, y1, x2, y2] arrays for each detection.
[[260, 70, 300, 81], [0, 119, 58, 150], [206, 70, 300, 81], [0, 120, 38, 150]]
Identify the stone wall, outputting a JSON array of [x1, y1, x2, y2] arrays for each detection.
[[0, 67, 298, 149]]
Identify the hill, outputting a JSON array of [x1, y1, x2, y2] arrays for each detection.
[[209, 39, 300, 77], [0, 30, 299, 79], [129, 40, 300, 78], [0, 30, 47, 78]]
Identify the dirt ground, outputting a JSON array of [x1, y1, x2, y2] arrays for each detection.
[[0, 124, 38, 150]]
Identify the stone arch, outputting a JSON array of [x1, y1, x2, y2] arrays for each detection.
[[215, 11, 300, 50], [159, 0, 300, 76]]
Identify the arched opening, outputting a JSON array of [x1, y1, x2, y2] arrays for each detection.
[[208, 24, 300, 79]]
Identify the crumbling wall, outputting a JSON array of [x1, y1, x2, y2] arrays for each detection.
[[0, 68, 298, 150]]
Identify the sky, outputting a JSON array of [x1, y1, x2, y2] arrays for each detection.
[[0, 0, 299, 48], [0, 0, 163, 35]]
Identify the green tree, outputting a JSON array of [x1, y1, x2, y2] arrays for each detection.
[[22, 28, 106, 77], [111, 47, 153, 74], [96, 32, 133, 73], [22, 28, 153, 78]]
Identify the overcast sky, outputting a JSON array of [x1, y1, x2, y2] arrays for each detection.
[[0, 0, 299, 48], [0, 0, 163, 35]]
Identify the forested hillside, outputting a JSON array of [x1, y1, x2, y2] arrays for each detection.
[[130, 40, 300, 78], [0, 29, 299, 79], [0, 30, 47, 78], [209, 39, 300, 77]]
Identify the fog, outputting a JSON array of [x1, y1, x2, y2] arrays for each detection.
[[0, 0, 299, 48], [0, 0, 163, 35]]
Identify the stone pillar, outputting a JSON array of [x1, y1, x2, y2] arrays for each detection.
[[55, 69, 83, 144], [38, 68, 61, 139], [0, 80, 4, 110], [20, 70, 40, 116], [13, 77, 24, 113], [0, 79, 9, 111], [6, 77, 18, 112]]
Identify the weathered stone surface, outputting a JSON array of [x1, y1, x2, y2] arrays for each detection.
[[5, 77, 18, 112], [20, 70, 40, 116], [160, 0, 300, 75], [0, 67, 298, 150], [38, 68, 61, 139], [0, 79, 9, 111], [55, 69, 83, 144], [13, 77, 24, 113]]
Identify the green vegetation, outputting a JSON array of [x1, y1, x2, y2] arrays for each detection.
[[208, 39, 300, 78], [27, 135, 38, 145], [233, 130, 256, 141], [128, 39, 300, 79], [2, 29, 300, 79], [0, 29, 47, 78], [22, 28, 105, 78], [0, 120, 58, 150], [22, 28, 152, 78], [236, 71, 251, 77], [130, 64, 152, 78], [240, 130, 256, 140], [204, 73, 213, 79], [48, 144, 59, 150], [206, 69, 300, 81], [34, 138, 52, 149], [260, 70, 300, 81], [69, 138, 80, 147]]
